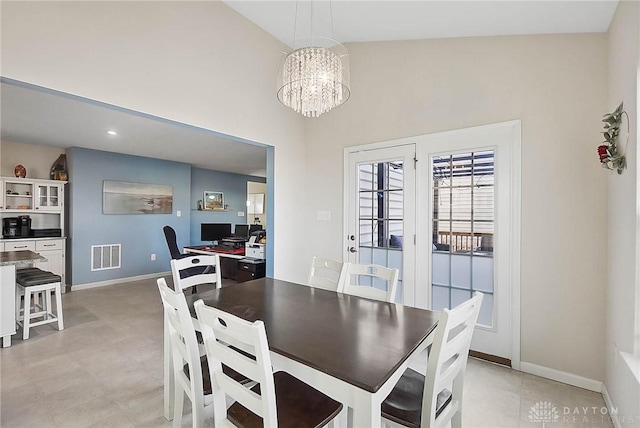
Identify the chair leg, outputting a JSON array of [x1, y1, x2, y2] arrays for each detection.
[[192, 390, 204, 428], [22, 290, 31, 340], [55, 285, 64, 330], [172, 382, 184, 428], [45, 289, 52, 320]]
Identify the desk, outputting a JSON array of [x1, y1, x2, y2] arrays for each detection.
[[164, 278, 439, 427], [0, 250, 46, 347], [184, 245, 245, 280]]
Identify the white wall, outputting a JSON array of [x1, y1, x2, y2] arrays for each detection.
[[0, 1, 307, 281], [1, 0, 616, 387], [248, 181, 267, 227], [606, 1, 640, 423], [304, 34, 608, 382], [1, 141, 65, 179]]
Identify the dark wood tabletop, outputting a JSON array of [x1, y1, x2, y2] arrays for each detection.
[[187, 277, 439, 393]]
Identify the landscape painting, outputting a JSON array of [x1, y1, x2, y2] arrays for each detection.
[[103, 180, 172, 214]]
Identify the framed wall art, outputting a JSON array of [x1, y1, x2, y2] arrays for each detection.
[[203, 191, 224, 210], [103, 180, 172, 214]]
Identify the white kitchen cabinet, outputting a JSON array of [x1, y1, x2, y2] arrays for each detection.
[[4, 240, 35, 251], [3, 179, 34, 210], [35, 183, 63, 211], [1, 177, 67, 290], [34, 239, 65, 289]]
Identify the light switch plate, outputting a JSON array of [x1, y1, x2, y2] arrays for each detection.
[[238, 211, 245, 216]]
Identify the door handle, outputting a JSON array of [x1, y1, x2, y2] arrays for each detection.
[[348, 247, 358, 253]]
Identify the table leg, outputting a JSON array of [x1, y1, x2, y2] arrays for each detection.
[[163, 311, 174, 420], [351, 399, 380, 428], [2, 335, 10, 348]]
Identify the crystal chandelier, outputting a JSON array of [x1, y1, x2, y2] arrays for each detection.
[[277, 1, 350, 118]]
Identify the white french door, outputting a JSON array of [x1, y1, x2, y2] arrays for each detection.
[[345, 121, 520, 365], [345, 145, 416, 305]]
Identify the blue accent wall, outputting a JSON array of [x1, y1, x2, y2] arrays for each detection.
[[66, 147, 267, 286], [190, 167, 266, 245], [67, 147, 192, 285]]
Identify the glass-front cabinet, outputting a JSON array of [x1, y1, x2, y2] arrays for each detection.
[[3, 180, 34, 210], [35, 183, 62, 210]]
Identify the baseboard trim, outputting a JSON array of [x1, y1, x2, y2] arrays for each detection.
[[469, 350, 511, 367], [601, 384, 622, 428], [71, 271, 170, 291], [520, 361, 602, 392]]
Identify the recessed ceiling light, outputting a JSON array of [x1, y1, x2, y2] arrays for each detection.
[[106, 130, 118, 136]]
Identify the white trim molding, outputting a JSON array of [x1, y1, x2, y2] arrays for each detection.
[[601, 384, 623, 428], [71, 271, 170, 291], [520, 361, 602, 392]]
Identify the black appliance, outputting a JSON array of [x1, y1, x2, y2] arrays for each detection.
[[2, 216, 32, 238], [3, 217, 19, 238], [32, 228, 62, 238]]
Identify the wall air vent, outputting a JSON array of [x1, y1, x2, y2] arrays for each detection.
[[91, 244, 121, 271]]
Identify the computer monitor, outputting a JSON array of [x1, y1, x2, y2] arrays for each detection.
[[201, 223, 231, 243], [234, 224, 249, 238], [249, 224, 262, 234]]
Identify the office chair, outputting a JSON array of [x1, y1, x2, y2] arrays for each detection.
[[163, 226, 190, 260], [163, 225, 209, 292]]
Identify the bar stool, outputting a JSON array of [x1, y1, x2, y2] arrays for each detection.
[[15, 268, 64, 340]]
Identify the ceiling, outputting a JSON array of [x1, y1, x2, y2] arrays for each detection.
[[1, 1, 618, 178], [0, 82, 268, 177], [224, 1, 618, 46]]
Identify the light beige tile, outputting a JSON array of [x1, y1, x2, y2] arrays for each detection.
[[0, 277, 615, 428]]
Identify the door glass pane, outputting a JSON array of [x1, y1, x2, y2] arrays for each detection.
[[359, 164, 374, 191], [357, 159, 405, 302], [359, 191, 372, 218], [359, 221, 373, 247], [431, 151, 495, 327], [388, 162, 403, 190]]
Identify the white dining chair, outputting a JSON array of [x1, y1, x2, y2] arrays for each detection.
[[307, 256, 348, 292], [194, 300, 343, 428], [381, 292, 483, 428], [171, 254, 222, 293], [339, 263, 399, 303], [157, 278, 210, 428]]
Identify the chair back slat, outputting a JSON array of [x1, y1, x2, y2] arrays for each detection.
[[421, 292, 483, 428], [308, 257, 347, 292], [340, 263, 399, 303], [157, 278, 206, 425], [171, 254, 222, 292], [195, 300, 278, 427]]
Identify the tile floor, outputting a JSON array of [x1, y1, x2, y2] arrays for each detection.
[[0, 277, 613, 428]]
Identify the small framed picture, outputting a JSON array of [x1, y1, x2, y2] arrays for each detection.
[[203, 191, 224, 210]]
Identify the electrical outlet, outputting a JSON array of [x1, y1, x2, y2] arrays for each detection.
[[151, 253, 156, 261]]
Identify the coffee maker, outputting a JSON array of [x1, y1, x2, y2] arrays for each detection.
[[2, 215, 31, 238]]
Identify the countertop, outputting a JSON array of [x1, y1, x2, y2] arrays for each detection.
[[0, 250, 46, 267]]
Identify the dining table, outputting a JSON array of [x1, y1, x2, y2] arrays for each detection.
[[163, 277, 439, 428], [0, 249, 46, 347]]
